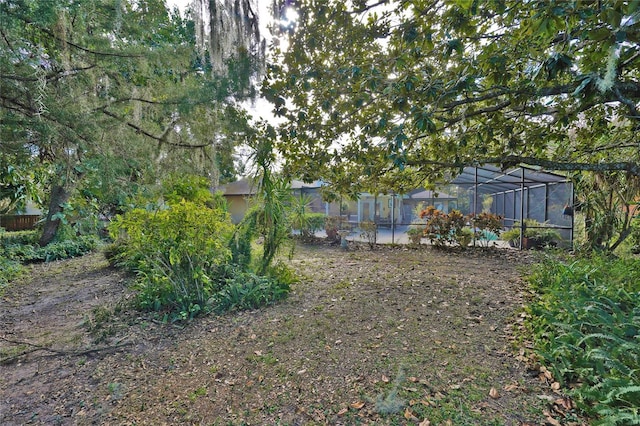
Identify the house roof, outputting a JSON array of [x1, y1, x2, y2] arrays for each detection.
[[219, 178, 257, 196], [290, 180, 323, 190], [411, 189, 455, 200], [221, 178, 323, 196]]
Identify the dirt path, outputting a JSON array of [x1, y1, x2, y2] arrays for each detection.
[[1, 244, 556, 425]]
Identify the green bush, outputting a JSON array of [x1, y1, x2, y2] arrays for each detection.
[[0, 230, 39, 247], [109, 201, 235, 318], [214, 270, 290, 313], [0, 256, 24, 292], [162, 174, 220, 207], [1, 235, 100, 263], [0, 231, 98, 292], [2, 243, 38, 262], [524, 255, 640, 424], [38, 235, 100, 261], [302, 213, 326, 235]]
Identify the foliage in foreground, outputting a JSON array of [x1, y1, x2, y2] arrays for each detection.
[[0, 228, 100, 290], [109, 200, 235, 319], [214, 263, 293, 314], [0, 256, 23, 292], [524, 255, 640, 425], [1, 229, 99, 263], [108, 175, 295, 320]]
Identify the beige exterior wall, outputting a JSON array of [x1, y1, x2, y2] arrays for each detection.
[[226, 195, 250, 224]]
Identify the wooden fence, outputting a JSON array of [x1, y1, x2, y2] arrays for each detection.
[[0, 215, 41, 232]]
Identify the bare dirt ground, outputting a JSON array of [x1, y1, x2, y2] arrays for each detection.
[[1, 243, 566, 425]]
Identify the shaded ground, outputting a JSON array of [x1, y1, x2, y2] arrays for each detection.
[[1, 243, 564, 425]]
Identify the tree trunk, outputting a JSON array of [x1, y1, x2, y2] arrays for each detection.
[[38, 184, 71, 247]]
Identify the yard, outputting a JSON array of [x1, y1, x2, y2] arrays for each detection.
[[1, 243, 572, 425]]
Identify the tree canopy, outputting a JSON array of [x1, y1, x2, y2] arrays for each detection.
[[1, 0, 270, 244], [264, 0, 640, 195]]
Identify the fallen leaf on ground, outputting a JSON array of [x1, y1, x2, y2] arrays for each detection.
[[404, 408, 418, 420], [350, 401, 365, 409], [554, 397, 574, 410], [419, 419, 431, 426], [489, 387, 500, 399], [543, 410, 562, 426], [337, 408, 348, 416]]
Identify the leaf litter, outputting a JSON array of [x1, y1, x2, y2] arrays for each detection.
[[0, 244, 574, 425]]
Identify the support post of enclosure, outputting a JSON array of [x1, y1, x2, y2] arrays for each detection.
[[519, 168, 525, 250], [391, 193, 395, 244]]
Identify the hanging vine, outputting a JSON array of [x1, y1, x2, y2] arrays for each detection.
[[191, 0, 274, 75]]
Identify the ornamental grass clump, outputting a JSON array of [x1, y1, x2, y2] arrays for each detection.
[[524, 255, 640, 424]]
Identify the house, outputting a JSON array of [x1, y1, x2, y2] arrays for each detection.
[[220, 178, 326, 223], [220, 179, 456, 229], [219, 178, 258, 223]]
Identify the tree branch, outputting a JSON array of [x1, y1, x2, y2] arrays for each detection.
[[1, 65, 97, 83], [10, 13, 143, 58], [100, 109, 173, 142], [0, 335, 131, 364]]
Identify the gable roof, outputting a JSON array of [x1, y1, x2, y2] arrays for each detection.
[[221, 178, 324, 196], [219, 178, 257, 196]]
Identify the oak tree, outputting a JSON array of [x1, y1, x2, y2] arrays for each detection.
[[264, 0, 640, 247]]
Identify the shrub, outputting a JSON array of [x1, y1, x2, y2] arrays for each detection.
[[0, 256, 23, 292], [215, 269, 291, 313], [419, 207, 467, 247], [502, 219, 562, 249], [359, 221, 377, 248], [303, 213, 326, 236], [325, 215, 341, 241], [0, 230, 39, 247], [454, 227, 474, 247], [524, 255, 640, 424], [406, 226, 423, 246], [290, 195, 324, 238], [501, 227, 521, 246], [162, 174, 217, 206], [470, 212, 503, 246], [109, 201, 234, 317], [1, 235, 100, 263], [38, 235, 100, 261]]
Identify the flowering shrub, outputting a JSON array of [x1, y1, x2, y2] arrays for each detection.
[[419, 207, 468, 247]]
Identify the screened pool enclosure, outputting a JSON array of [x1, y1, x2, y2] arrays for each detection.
[[318, 165, 574, 248], [451, 165, 574, 248]]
